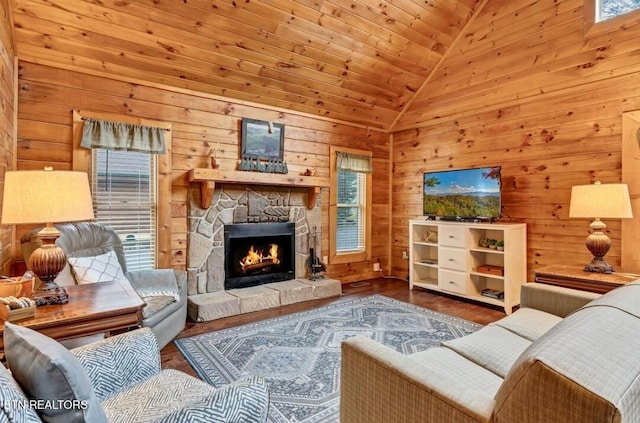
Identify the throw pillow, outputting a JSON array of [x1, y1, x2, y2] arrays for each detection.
[[68, 250, 127, 284], [3, 322, 108, 423], [0, 364, 41, 422]]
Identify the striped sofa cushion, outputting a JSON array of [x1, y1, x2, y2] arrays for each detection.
[[491, 307, 562, 342], [442, 325, 531, 378], [411, 346, 503, 397]]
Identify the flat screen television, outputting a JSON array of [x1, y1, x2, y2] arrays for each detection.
[[423, 166, 502, 220]]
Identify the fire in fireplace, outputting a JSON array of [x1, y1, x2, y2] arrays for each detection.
[[224, 222, 295, 290], [239, 244, 280, 272]]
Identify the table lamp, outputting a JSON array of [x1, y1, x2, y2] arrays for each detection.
[[569, 181, 633, 274], [1, 169, 95, 305]]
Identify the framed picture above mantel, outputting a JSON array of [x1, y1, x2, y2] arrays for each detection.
[[241, 118, 284, 161]]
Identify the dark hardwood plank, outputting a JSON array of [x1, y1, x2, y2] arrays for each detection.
[[160, 277, 506, 377]]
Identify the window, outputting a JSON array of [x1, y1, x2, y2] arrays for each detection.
[[336, 170, 366, 252], [72, 110, 173, 269], [596, 0, 640, 21], [92, 149, 157, 271], [329, 146, 372, 264]]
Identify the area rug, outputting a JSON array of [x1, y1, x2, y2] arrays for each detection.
[[174, 294, 481, 423]]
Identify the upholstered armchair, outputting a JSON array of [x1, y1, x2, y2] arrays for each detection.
[[21, 222, 187, 349], [1, 324, 270, 422]]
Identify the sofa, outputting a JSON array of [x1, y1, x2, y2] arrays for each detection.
[[341, 281, 640, 423], [0, 323, 269, 422], [21, 222, 188, 349]]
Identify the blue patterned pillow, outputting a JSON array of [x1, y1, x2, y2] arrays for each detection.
[[0, 364, 41, 422], [68, 250, 127, 284]]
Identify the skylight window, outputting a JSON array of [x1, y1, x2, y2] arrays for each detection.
[[596, 0, 640, 22]]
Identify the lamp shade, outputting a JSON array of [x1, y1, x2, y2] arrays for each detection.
[[569, 182, 633, 219], [1, 170, 95, 225]]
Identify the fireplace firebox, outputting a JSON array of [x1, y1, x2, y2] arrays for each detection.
[[224, 222, 295, 290]]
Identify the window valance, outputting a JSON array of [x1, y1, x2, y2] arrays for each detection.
[[336, 151, 373, 173], [81, 118, 166, 154]]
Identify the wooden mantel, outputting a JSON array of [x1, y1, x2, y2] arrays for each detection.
[[188, 168, 330, 209]]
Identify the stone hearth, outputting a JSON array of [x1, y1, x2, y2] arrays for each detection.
[[186, 184, 341, 321]]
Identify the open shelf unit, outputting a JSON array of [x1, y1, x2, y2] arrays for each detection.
[[409, 220, 527, 314]]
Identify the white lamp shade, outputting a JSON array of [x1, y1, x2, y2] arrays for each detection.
[[1, 170, 95, 225], [569, 182, 633, 219]]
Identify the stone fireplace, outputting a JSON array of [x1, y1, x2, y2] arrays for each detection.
[[186, 180, 341, 322], [187, 184, 320, 296]]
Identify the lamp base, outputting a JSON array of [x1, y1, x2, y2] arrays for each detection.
[[33, 285, 69, 306], [29, 224, 70, 306], [584, 258, 615, 274], [583, 219, 615, 274]]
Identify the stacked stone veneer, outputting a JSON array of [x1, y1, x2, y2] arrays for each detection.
[[187, 184, 341, 321]]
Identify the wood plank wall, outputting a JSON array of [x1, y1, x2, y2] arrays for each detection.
[[15, 62, 390, 283], [0, 0, 16, 275], [390, 0, 640, 280]]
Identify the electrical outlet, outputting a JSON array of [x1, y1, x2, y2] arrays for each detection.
[[373, 262, 381, 271], [323, 255, 328, 264], [401, 250, 408, 260]]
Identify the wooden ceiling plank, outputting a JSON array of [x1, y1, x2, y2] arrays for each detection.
[[397, 0, 471, 38], [209, 0, 442, 61], [17, 0, 604, 132], [354, 0, 457, 48], [16, 42, 394, 128], [152, 0, 421, 83], [0, 0, 16, 56], [96, 0, 428, 94], [18, 53, 394, 130], [447, 0, 583, 66], [40, 0, 430, 91], [272, 23, 427, 82], [321, 0, 452, 52], [18, 59, 391, 138], [399, 59, 640, 130], [15, 0, 360, 83], [473, 0, 545, 28], [389, 0, 491, 130], [12, 9, 412, 113], [407, 33, 638, 117], [428, 28, 586, 98]]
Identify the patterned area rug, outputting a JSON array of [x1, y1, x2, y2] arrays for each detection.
[[174, 294, 481, 423]]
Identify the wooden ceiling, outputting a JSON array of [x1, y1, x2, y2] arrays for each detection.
[[9, 0, 484, 130]]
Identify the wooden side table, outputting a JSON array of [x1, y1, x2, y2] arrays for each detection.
[[0, 279, 145, 351], [533, 265, 638, 294]]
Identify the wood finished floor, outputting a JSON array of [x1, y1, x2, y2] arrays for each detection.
[[160, 277, 507, 378]]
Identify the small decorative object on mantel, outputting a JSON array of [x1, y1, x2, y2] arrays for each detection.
[[238, 155, 288, 174], [239, 118, 287, 174], [207, 142, 220, 169]]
